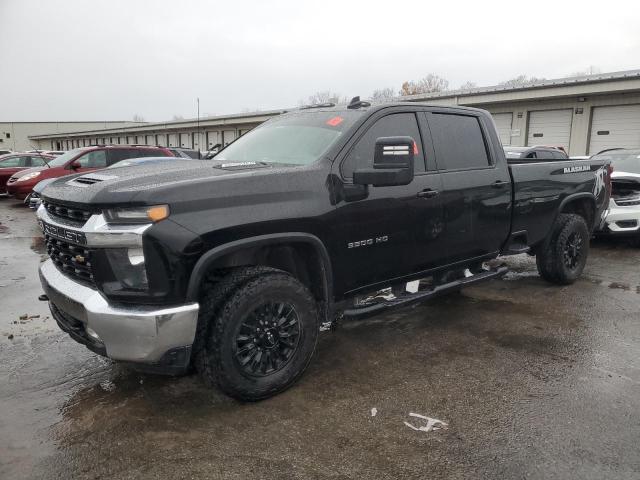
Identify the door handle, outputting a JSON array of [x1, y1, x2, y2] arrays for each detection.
[[417, 189, 439, 198], [491, 180, 509, 188]]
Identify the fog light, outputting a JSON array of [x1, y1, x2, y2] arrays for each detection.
[[105, 248, 149, 290]]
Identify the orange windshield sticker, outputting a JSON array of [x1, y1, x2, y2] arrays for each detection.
[[326, 116, 344, 127]]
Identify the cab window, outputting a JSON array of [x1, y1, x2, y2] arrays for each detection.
[[341, 113, 425, 178]]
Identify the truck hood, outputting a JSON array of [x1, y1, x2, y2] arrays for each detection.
[[41, 160, 303, 207]]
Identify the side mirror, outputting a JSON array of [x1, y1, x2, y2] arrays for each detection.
[[353, 136, 415, 187], [69, 160, 81, 170]]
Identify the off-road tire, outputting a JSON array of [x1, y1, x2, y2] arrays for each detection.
[[202, 272, 319, 401], [536, 213, 589, 285], [193, 266, 278, 377]]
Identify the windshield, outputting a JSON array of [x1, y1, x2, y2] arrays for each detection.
[[592, 150, 640, 174], [215, 110, 362, 165], [46, 148, 85, 167]]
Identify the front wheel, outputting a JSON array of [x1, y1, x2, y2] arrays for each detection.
[[202, 271, 319, 401], [536, 213, 589, 285]]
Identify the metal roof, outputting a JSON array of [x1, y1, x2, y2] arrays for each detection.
[[29, 69, 640, 139]]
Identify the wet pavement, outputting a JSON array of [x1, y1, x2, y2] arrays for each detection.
[[1, 196, 639, 480]]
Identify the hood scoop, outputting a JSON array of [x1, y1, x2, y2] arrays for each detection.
[[213, 161, 270, 171], [69, 173, 118, 187]]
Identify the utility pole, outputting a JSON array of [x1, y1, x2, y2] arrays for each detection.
[[197, 97, 201, 158]]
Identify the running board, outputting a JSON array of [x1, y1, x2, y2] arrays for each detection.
[[343, 266, 509, 319]]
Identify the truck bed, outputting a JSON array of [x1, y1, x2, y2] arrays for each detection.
[[508, 159, 610, 250]]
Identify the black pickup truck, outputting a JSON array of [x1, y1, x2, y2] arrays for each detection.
[[37, 101, 611, 400]]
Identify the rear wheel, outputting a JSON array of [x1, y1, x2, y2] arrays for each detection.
[[536, 213, 589, 285], [202, 271, 319, 401]]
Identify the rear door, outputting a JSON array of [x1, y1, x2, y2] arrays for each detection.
[[331, 109, 444, 294], [426, 111, 511, 264]]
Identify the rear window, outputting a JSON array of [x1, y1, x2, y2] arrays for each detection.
[[429, 114, 490, 170]]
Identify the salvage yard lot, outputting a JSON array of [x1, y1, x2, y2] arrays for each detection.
[[1, 196, 639, 480]]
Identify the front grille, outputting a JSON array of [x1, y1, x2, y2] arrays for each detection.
[[42, 200, 95, 225], [45, 234, 95, 285]]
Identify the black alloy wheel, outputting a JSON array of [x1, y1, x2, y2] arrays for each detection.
[[233, 302, 301, 376], [563, 232, 584, 270]]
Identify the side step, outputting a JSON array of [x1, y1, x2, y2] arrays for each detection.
[[343, 266, 508, 319]]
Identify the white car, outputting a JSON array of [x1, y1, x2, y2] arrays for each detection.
[[592, 149, 640, 244]]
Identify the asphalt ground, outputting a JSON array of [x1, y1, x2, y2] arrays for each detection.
[[1, 196, 639, 479]]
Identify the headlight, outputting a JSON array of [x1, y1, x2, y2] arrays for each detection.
[[105, 247, 148, 290], [103, 205, 170, 224], [16, 172, 41, 182]]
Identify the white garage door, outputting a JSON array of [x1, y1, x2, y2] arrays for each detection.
[[206, 131, 219, 149], [223, 130, 236, 146], [527, 109, 573, 150], [589, 105, 640, 154], [491, 113, 513, 146], [180, 132, 192, 148], [167, 133, 178, 147]]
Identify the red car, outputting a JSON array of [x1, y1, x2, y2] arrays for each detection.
[[6, 145, 175, 199], [0, 153, 53, 194]]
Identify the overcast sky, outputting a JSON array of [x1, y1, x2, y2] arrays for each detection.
[[1, 0, 639, 122]]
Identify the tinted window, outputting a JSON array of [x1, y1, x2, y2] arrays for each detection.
[[342, 113, 425, 177], [524, 151, 537, 159], [429, 114, 490, 170], [552, 150, 567, 159], [29, 156, 47, 166], [77, 150, 107, 168], [0, 156, 26, 167]]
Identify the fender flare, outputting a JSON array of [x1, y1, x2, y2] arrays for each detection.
[[556, 192, 598, 229], [185, 232, 333, 305]]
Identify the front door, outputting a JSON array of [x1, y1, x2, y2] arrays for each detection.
[[330, 109, 444, 296]]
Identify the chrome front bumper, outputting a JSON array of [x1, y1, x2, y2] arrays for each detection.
[[39, 259, 199, 366]]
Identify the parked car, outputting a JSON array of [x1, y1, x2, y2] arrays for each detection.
[[0, 153, 53, 194], [592, 148, 640, 244], [108, 156, 191, 169], [504, 146, 569, 160], [167, 147, 202, 159], [37, 101, 610, 401], [26, 150, 66, 156], [6, 145, 174, 199], [0, 149, 12, 156]]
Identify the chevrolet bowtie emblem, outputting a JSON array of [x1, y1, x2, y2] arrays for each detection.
[[74, 255, 85, 263]]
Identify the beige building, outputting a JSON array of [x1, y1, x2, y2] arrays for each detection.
[[0, 121, 143, 152], [27, 69, 640, 156]]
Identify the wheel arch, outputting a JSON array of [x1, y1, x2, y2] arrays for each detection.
[[186, 233, 333, 311], [557, 193, 597, 230]]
